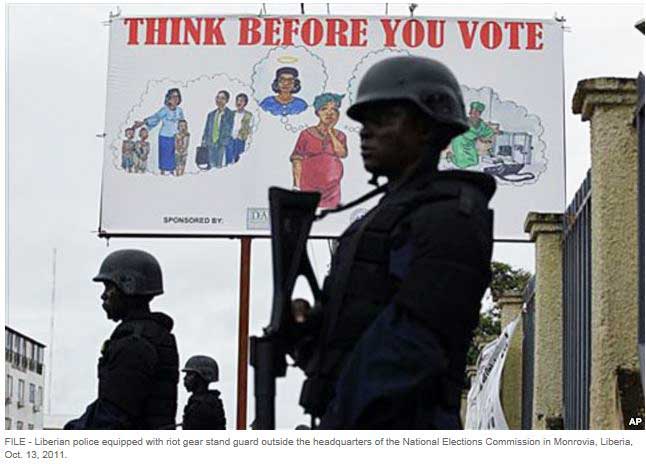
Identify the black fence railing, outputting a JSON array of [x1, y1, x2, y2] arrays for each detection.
[[521, 276, 536, 430], [637, 71, 644, 390], [562, 170, 592, 430]]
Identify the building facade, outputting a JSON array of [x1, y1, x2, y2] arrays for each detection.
[[5, 326, 45, 430]]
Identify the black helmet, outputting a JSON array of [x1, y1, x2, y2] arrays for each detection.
[[347, 55, 468, 137], [182, 355, 219, 383], [93, 249, 163, 296]]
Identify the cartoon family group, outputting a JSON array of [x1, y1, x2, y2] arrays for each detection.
[[124, 87, 253, 176], [121, 88, 190, 176]]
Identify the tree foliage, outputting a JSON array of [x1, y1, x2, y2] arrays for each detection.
[[466, 261, 532, 367]]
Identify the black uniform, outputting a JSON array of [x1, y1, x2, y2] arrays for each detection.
[[66, 311, 179, 429], [182, 390, 226, 430], [299, 163, 495, 429]]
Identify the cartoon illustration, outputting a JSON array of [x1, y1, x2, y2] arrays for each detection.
[[447, 101, 497, 169], [482, 131, 536, 182], [174, 120, 190, 177], [225, 93, 253, 165], [121, 127, 136, 173], [290, 93, 347, 209], [134, 127, 150, 173], [260, 67, 308, 116], [201, 90, 234, 170], [134, 88, 185, 175]]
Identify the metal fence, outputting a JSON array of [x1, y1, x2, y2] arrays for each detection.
[[637, 72, 644, 390], [562, 170, 592, 429], [521, 276, 535, 430]]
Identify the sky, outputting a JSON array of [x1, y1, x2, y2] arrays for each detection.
[[3, 1, 644, 429]]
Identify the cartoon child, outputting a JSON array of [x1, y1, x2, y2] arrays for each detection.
[[174, 119, 190, 177], [121, 127, 136, 173], [134, 127, 150, 173]]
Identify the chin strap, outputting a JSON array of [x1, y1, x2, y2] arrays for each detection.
[[315, 176, 388, 221]]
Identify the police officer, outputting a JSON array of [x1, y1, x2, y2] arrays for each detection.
[[65, 249, 179, 429], [292, 56, 496, 429], [181, 355, 226, 430]]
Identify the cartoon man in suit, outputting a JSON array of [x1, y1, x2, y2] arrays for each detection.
[[202, 90, 234, 169], [225, 93, 253, 165]]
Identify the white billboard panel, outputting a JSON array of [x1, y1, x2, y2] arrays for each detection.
[[100, 15, 565, 239]]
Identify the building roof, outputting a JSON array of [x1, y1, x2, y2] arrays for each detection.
[[5, 326, 46, 348]]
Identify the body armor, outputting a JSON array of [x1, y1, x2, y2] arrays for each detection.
[[98, 311, 179, 429], [299, 167, 495, 428], [182, 390, 226, 430]]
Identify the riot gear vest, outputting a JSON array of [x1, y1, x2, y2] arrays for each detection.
[[98, 311, 179, 429], [182, 390, 226, 430], [300, 168, 495, 420]]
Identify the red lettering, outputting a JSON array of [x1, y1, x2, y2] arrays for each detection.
[[169, 18, 182, 45], [402, 19, 424, 47], [124, 18, 144, 45], [427, 20, 445, 48], [301, 18, 324, 46], [145, 18, 168, 45], [526, 22, 544, 50], [381, 19, 402, 47], [350, 19, 368, 46], [239, 17, 261, 45], [203, 18, 226, 45], [183, 18, 202, 45], [262, 18, 281, 46], [326, 19, 349, 46], [458, 20, 479, 49], [480, 21, 503, 49], [282, 18, 299, 46], [504, 21, 524, 50]]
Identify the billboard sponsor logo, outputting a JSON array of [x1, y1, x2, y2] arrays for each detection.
[[247, 208, 269, 230]]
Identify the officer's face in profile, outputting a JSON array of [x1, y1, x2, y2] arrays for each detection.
[[101, 282, 127, 322], [183, 371, 200, 392], [358, 102, 430, 179]]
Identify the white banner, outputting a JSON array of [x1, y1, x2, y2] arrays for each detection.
[[465, 316, 520, 430], [100, 15, 565, 239]]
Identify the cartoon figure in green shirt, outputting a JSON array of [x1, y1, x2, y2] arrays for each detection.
[[448, 101, 495, 168]]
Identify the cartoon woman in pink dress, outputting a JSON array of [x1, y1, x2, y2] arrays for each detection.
[[290, 93, 348, 209]]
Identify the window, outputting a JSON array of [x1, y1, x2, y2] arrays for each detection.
[[5, 331, 11, 350], [37, 386, 43, 406], [18, 380, 25, 403], [16, 421, 23, 430], [5, 375, 12, 398], [29, 383, 36, 404], [28, 424, 34, 430], [5, 418, 11, 430]]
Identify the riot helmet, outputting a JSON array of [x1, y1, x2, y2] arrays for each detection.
[[182, 356, 219, 383], [93, 249, 163, 296], [347, 56, 468, 138]]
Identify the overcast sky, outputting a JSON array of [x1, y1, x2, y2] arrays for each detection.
[[3, 1, 644, 429]]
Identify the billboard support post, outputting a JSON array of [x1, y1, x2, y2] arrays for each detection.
[[236, 237, 252, 430]]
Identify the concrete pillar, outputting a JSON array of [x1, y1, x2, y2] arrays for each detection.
[[524, 212, 564, 429], [498, 291, 524, 430], [573, 77, 640, 429]]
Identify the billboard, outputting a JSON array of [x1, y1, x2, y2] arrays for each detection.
[[99, 15, 565, 240]]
